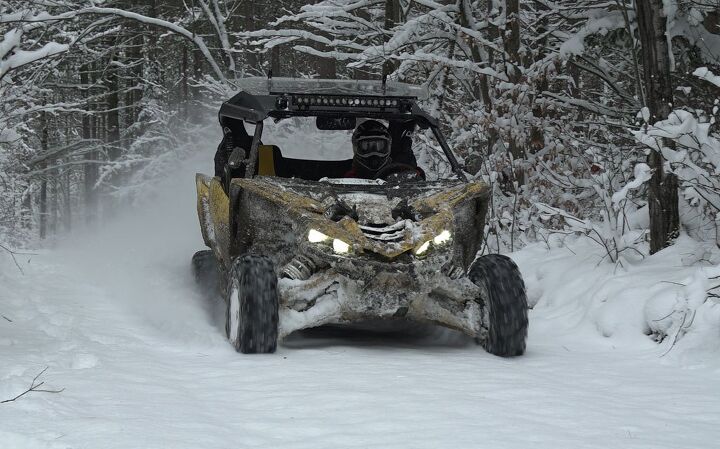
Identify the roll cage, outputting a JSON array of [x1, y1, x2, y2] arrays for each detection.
[[219, 77, 467, 182]]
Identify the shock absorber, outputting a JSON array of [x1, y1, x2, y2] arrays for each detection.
[[281, 254, 321, 280], [442, 261, 465, 280]]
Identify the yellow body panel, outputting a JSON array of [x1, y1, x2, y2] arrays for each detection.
[[257, 145, 276, 176], [198, 173, 487, 263], [196, 174, 231, 265]]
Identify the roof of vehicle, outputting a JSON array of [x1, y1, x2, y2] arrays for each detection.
[[235, 77, 429, 100], [219, 77, 436, 126]]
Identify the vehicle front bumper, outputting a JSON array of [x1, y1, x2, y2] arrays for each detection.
[[277, 254, 486, 340]]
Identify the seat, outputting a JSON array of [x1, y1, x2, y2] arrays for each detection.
[[257, 145, 277, 176], [257, 145, 352, 181]]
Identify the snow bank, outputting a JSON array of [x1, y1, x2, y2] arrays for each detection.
[[693, 67, 720, 88], [512, 234, 720, 365], [2, 148, 719, 447]]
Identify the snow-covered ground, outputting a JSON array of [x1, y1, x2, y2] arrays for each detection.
[[1, 153, 719, 448]]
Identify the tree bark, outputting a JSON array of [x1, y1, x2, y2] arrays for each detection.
[[504, 0, 521, 84], [63, 167, 72, 233], [458, 0, 495, 155], [39, 109, 49, 239], [244, 1, 258, 72], [382, 0, 401, 77], [50, 169, 58, 236], [636, 0, 680, 254], [181, 42, 189, 120], [316, 42, 337, 79], [459, 0, 492, 106], [84, 62, 99, 224], [105, 45, 121, 217], [270, 45, 281, 77], [125, 26, 143, 135]]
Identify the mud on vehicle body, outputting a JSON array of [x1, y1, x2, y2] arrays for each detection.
[[193, 77, 528, 355]]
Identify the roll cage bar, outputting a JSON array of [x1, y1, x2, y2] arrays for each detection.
[[219, 78, 467, 182]]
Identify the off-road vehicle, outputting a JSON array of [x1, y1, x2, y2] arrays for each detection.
[[192, 77, 528, 355]]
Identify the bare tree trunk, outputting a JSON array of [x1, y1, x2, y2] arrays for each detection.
[[50, 169, 58, 236], [63, 167, 71, 232], [39, 173, 47, 239], [21, 185, 31, 230], [244, 1, 258, 72], [181, 42, 189, 120], [39, 110, 49, 239], [504, 0, 525, 164], [458, 0, 492, 106], [528, 0, 549, 153], [192, 42, 204, 114], [316, 42, 337, 79], [125, 26, 143, 136], [82, 63, 98, 224], [458, 0, 495, 155], [382, 0, 400, 77], [270, 45, 281, 76], [504, 0, 521, 84], [105, 46, 121, 217], [636, 0, 680, 254]]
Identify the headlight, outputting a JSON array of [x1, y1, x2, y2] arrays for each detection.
[[415, 230, 451, 257], [308, 229, 351, 254], [308, 229, 330, 243], [415, 240, 431, 256], [332, 239, 351, 254], [433, 230, 451, 245]]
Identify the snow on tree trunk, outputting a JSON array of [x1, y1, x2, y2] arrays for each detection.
[[636, 0, 680, 254]]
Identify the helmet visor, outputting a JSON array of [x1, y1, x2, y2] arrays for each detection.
[[355, 137, 390, 158]]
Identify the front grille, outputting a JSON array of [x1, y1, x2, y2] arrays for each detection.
[[359, 220, 408, 243]]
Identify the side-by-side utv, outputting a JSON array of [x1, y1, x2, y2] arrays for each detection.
[[192, 77, 528, 355]]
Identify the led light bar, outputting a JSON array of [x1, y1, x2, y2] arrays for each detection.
[[291, 95, 402, 109]]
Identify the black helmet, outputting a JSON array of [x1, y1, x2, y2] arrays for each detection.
[[352, 120, 391, 173]]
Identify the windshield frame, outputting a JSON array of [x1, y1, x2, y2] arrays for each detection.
[[220, 86, 467, 182]]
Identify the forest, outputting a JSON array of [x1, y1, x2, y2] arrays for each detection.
[[1, 2, 720, 447], [1, 0, 718, 253]]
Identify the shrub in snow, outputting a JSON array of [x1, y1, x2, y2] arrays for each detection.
[[630, 69, 720, 246]]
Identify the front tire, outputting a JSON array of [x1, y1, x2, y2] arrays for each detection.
[[225, 255, 279, 354], [469, 254, 528, 357]]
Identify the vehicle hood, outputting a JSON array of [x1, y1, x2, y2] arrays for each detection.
[[230, 176, 489, 260]]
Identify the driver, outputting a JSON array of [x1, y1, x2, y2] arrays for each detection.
[[345, 120, 424, 180], [346, 120, 391, 178]]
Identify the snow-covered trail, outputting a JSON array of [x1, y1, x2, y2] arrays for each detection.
[[2, 153, 719, 449]]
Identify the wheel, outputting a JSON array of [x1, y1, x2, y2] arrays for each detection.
[[225, 255, 279, 354], [468, 254, 528, 357], [192, 250, 219, 293]]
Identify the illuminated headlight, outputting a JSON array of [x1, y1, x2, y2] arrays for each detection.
[[332, 239, 350, 254], [415, 230, 452, 257], [415, 240, 430, 256], [308, 229, 330, 243], [433, 230, 451, 245], [309, 229, 351, 254]]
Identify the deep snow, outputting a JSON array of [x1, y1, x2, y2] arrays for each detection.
[[1, 152, 719, 448]]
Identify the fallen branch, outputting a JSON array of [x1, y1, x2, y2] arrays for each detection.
[[1, 367, 64, 404], [0, 242, 30, 274]]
